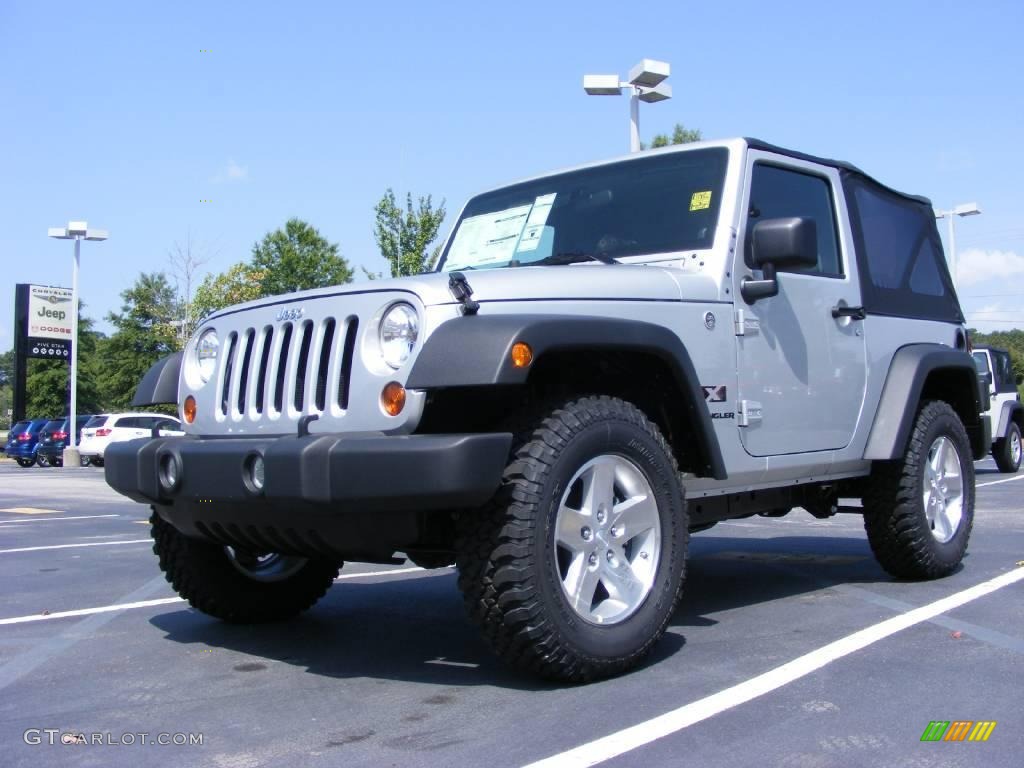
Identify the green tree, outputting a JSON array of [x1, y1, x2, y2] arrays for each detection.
[[191, 262, 266, 321], [251, 218, 352, 296], [374, 189, 447, 277], [25, 313, 105, 417], [646, 122, 702, 149], [101, 273, 179, 410]]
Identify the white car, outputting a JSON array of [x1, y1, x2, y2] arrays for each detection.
[[79, 413, 185, 467]]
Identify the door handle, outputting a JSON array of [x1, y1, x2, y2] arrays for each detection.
[[831, 305, 866, 320]]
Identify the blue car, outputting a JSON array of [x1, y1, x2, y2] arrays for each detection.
[[36, 416, 93, 467], [4, 418, 50, 468]]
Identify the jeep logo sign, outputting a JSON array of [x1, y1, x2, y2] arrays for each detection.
[[27, 285, 73, 342]]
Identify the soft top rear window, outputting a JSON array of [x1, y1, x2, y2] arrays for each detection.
[[843, 173, 963, 322]]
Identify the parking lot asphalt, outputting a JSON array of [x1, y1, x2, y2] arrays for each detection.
[[0, 458, 1021, 767]]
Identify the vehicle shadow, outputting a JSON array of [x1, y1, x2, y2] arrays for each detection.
[[148, 533, 898, 688]]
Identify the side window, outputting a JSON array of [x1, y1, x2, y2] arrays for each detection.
[[117, 417, 140, 429], [745, 164, 842, 276]]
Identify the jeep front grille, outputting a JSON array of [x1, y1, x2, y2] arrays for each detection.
[[217, 315, 360, 421]]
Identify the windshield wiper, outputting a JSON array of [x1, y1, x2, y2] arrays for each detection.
[[534, 251, 620, 266]]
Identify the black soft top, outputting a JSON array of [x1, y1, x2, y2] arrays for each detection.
[[745, 138, 932, 206]]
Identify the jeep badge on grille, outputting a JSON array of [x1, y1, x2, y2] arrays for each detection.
[[275, 307, 304, 322]]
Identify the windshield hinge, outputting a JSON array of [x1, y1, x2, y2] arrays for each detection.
[[737, 400, 763, 427], [734, 308, 759, 337], [448, 272, 479, 316]]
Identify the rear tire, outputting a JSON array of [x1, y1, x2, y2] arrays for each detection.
[[151, 510, 342, 622], [993, 422, 1022, 474], [863, 401, 974, 580], [15, 458, 35, 468], [456, 396, 688, 682]]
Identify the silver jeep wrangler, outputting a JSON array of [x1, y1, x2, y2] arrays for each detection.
[[107, 138, 989, 681]]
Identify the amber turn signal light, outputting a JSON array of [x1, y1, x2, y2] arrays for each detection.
[[511, 342, 533, 368], [381, 382, 406, 416], [183, 395, 197, 424]]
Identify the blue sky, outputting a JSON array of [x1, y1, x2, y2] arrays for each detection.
[[2, 0, 1023, 347]]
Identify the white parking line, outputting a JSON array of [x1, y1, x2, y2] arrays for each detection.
[[977, 474, 1024, 488], [0, 598, 184, 626], [0, 566, 440, 625], [522, 566, 1024, 768], [0, 539, 151, 554], [0, 514, 120, 525], [335, 565, 433, 581]]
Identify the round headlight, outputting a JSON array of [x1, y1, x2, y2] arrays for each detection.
[[195, 329, 219, 384], [379, 303, 419, 369]]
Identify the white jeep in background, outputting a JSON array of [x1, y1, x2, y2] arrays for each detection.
[[972, 346, 1023, 473]]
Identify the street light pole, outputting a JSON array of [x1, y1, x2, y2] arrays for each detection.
[[934, 202, 981, 289], [70, 236, 80, 456], [629, 91, 641, 153], [48, 221, 108, 469], [584, 59, 673, 153]]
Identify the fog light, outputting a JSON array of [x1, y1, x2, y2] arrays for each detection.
[[158, 453, 181, 492], [183, 395, 197, 424], [249, 454, 265, 492], [381, 382, 406, 416], [511, 341, 533, 368]]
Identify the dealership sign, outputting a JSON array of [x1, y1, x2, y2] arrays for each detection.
[[19, 284, 73, 359]]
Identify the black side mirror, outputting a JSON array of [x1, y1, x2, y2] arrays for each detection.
[[741, 217, 818, 303]]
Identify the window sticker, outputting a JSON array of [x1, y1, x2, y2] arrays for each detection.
[[445, 194, 558, 268], [516, 193, 557, 253], [690, 190, 712, 212]]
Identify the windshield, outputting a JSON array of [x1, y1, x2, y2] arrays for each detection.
[[438, 148, 729, 272], [972, 352, 989, 373]]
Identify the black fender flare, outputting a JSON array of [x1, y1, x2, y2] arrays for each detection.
[[407, 314, 727, 479], [864, 344, 987, 461], [995, 401, 1024, 440], [132, 352, 182, 407]]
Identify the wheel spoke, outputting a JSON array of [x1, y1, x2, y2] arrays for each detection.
[[930, 438, 947, 476], [566, 558, 601, 614], [600, 560, 642, 605], [610, 494, 658, 543], [555, 504, 590, 551], [582, 460, 616, 514]]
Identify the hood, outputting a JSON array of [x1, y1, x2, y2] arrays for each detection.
[[208, 264, 722, 319]]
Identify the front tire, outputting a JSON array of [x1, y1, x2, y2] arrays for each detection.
[[863, 401, 974, 579], [457, 396, 688, 682], [993, 422, 1022, 473], [151, 510, 342, 622]]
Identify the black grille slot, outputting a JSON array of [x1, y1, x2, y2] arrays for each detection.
[[315, 318, 336, 412], [293, 320, 314, 412], [235, 329, 255, 413], [220, 332, 238, 415], [338, 316, 358, 409], [255, 326, 273, 414], [273, 323, 293, 414]]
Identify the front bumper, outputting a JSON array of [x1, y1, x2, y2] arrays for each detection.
[[105, 432, 512, 554]]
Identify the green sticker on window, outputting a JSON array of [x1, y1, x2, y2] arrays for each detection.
[[690, 191, 712, 211]]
